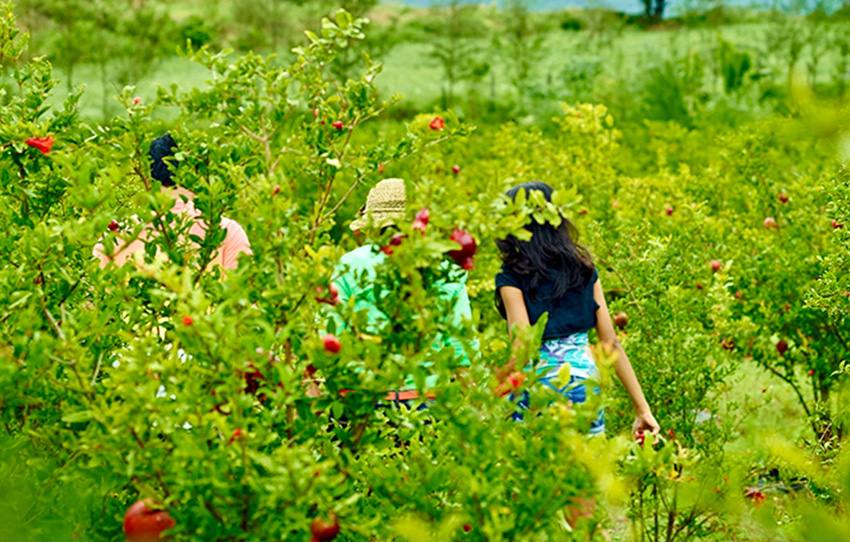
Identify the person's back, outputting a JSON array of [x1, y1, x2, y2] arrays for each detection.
[[331, 178, 473, 398], [495, 181, 659, 438], [496, 264, 598, 380], [94, 134, 251, 271], [334, 243, 472, 362]]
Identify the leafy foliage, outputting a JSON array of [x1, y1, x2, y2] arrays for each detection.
[[1, 3, 849, 542]]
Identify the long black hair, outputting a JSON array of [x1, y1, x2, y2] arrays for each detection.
[[497, 181, 594, 299]]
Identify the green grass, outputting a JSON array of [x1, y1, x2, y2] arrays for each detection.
[[722, 360, 810, 457], [44, 21, 813, 120]]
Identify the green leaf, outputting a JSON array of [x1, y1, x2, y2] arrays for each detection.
[[61, 410, 93, 423], [335, 10, 352, 29], [394, 515, 432, 542]]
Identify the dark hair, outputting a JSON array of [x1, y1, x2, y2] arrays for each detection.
[[497, 181, 594, 299], [149, 133, 178, 187]]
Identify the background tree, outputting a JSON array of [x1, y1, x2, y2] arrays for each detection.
[[428, 0, 490, 109], [642, 0, 668, 21], [494, 0, 546, 112]]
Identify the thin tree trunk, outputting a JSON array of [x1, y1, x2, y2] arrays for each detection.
[[100, 59, 109, 119]]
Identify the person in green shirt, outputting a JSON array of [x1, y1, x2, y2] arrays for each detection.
[[332, 178, 474, 401]]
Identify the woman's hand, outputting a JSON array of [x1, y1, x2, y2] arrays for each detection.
[[632, 410, 660, 438], [593, 278, 659, 442]]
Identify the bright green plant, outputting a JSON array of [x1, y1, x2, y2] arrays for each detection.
[[427, 1, 491, 109], [3, 4, 850, 541], [0, 8, 627, 541], [493, 0, 546, 111], [713, 37, 752, 94]]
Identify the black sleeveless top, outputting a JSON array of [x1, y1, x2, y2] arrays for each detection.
[[495, 267, 599, 340]]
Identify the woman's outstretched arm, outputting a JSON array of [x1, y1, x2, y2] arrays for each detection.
[[593, 278, 660, 437], [494, 286, 532, 392]]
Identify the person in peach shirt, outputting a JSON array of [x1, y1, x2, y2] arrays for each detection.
[[94, 134, 251, 271]]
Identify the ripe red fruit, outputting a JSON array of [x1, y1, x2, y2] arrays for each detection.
[[412, 208, 430, 233], [331, 120, 344, 131], [778, 192, 789, 204], [776, 339, 789, 356], [429, 116, 446, 131], [311, 514, 340, 542], [734, 290, 743, 300], [243, 367, 265, 397], [462, 523, 472, 533], [744, 487, 766, 507], [315, 283, 340, 305], [635, 431, 646, 446], [508, 371, 525, 390], [695, 282, 704, 290], [613, 311, 628, 330], [123, 500, 175, 542], [380, 233, 406, 253], [449, 229, 476, 253], [808, 369, 815, 376], [451, 164, 461, 175], [25, 136, 54, 155], [832, 219, 844, 229], [763, 216, 778, 229], [377, 163, 385, 174], [710, 260, 722, 272], [108, 219, 120, 232], [664, 205, 674, 216], [322, 334, 341, 354], [448, 228, 477, 269], [182, 315, 193, 326], [132, 96, 142, 105], [227, 428, 244, 446], [273, 184, 281, 195]]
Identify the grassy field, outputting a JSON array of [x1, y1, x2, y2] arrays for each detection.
[[41, 20, 810, 120]]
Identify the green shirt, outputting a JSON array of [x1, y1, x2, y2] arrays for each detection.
[[332, 245, 473, 390]]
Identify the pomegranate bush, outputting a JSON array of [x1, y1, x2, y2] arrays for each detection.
[[1, 4, 848, 541], [0, 8, 617, 542]]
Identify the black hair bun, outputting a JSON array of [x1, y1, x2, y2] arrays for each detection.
[[149, 133, 178, 187]]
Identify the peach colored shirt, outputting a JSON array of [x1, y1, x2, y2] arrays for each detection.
[[94, 194, 251, 270]]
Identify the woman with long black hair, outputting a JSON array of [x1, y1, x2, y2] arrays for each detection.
[[495, 181, 659, 438]]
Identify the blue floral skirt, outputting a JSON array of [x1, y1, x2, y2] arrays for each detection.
[[512, 332, 605, 435]]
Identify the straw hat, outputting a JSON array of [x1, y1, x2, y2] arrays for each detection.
[[350, 178, 406, 231]]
